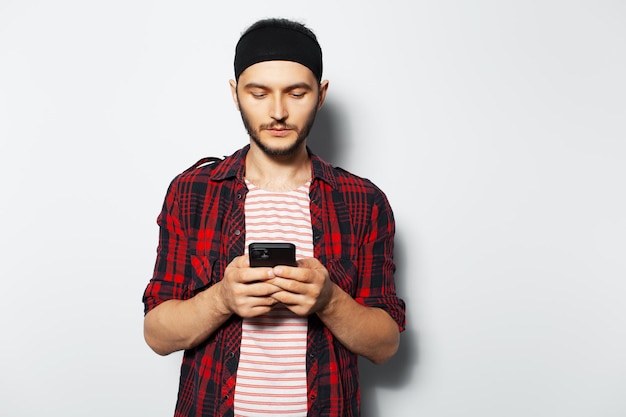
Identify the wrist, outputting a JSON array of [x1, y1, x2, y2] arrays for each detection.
[[197, 281, 232, 318], [316, 281, 341, 318]]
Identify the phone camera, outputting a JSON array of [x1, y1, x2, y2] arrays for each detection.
[[250, 249, 269, 260]]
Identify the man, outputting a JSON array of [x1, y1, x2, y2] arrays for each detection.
[[142, 17, 406, 417]]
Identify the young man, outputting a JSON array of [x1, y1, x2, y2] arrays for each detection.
[[142, 18, 406, 417]]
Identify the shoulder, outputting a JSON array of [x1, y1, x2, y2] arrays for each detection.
[[333, 166, 378, 191], [168, 146, 247, 192], [313, 154, 387, 200], [311, 153, 393, 215]]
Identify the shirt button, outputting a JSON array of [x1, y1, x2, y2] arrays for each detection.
[[234, 230, 241, 236], [237, 193, 242, 199]]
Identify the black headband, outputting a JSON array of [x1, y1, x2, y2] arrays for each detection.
[[234, 25, 323, 81]]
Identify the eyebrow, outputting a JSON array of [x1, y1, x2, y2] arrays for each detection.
[[242, 82, 314, 91]]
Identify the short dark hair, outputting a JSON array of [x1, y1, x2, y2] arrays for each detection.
[[241, 18, 318, 44]]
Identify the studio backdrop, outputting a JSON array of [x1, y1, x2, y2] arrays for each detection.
[[1, 1, 624, 416]]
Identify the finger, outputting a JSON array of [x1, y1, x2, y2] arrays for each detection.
[[272, 265, 301, 280], [270, 291, 311, 316], [253, 281, 283, 296], [295, 257, 319, 268], [237, 266, 274, 284], [268, 276, 310, 297], [273, 266, 318, 286], [230, 255, 250, 268], [239, 281, 282, 297], [270, 289, 302, 305], [235, 298, 278, 318]]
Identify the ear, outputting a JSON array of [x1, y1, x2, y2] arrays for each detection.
[[229, 79, 240, 110], [317, 80, 329, 110]]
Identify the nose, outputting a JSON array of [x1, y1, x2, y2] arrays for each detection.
[[270, 96, 288, 121]]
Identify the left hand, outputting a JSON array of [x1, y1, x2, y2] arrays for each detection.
[[267, 257, 336, 316]]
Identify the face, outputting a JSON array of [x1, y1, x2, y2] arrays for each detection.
[[230, 60, 328, 157]]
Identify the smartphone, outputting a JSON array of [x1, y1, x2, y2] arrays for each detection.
[[249, 242, 297, 267]]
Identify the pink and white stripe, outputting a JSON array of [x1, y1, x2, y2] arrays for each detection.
[[235, 181, 313, 417]]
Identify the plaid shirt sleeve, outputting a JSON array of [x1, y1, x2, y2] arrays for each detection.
[[314, 162, 406, 332], [143, 155, 233, 313], [354, 182, 406, 331], [143, 176, 194, 313]]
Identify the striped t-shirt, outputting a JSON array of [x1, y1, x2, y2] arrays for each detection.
[[234, 180, 313, 417]]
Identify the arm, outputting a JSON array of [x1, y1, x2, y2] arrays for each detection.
[[144, 282, 231, 356], [143, 172, 284, 355], [317, 282, 400, 365], [267, 185, 404, 364], [268, 259, 400, 364], [144, 257, 284, 356]]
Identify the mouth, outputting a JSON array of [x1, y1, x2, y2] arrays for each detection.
[[264, 126, 294, 137]]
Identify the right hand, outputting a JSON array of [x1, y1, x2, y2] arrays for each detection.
[[215, 255, 282, 318]]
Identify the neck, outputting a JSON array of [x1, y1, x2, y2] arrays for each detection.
[[245, 144, 311, 192]]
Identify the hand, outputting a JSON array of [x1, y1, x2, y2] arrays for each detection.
[[267, 257, 336, 316], [215, 255, 282, 318]]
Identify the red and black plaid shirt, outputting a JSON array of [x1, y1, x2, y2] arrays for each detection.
[[143, 145, 406, 417]]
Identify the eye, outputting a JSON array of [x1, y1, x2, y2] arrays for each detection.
[[290, 91, 306, 98], [251, 92, 267, 99]]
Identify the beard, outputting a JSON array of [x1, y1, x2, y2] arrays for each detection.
[[239, 100, 319, 157]]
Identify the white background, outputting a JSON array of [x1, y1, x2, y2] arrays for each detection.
[[1, 1, 625, 416]]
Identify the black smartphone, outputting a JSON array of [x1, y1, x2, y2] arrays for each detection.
[[249, 242, 297, 267]]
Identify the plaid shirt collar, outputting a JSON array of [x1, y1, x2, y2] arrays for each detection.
[[205, 144, 341, 189]]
